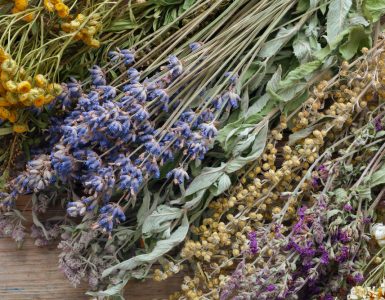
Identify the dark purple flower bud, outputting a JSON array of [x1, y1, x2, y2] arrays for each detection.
[[247, 231, 258, 255], [343, 203, 353, 212], [266, 284, 276, 292], [352, 272, 364, 284], [374, 116, 383, 131]]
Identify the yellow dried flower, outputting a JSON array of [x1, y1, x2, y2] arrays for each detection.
[[17, 81, 31, 93], [12, 123, 28, 133]]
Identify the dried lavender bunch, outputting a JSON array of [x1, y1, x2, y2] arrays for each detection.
[[0, 45, 242, 293]]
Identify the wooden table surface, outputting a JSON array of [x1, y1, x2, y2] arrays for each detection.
[[0, 196, 184, 300]]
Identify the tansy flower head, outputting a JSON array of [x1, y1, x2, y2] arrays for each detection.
[[5, 80, 17, 92], [8, 111, 17, 123], [11, 7, 21, 14], [13, 123, 28, 133], [55, 3, 69, 18], [0, 98, 10, 107], [5, 92, 18, 105], [0, 71, 11, 82], [33, 95, 45, 107], [14, 0, 29, 10], [44, 94, 54, 104], [17, 81, 31, 93], [44, 0, 55, 11], [34, 74, 47, 88], [22, 12, 35, 23], [47, 83, 63, 96], [0, 107, 10, 119], [18, 93, 29, 103], [1, 59, 17, 75]]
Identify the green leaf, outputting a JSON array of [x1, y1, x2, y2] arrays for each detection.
[[211, 173, 232, 196], [0, 127, 13, 136], [241, 61, 263, 84], [326, 0, 352, 43], [266, 66, 282, 93], [183, 190, 205, 209], [102, 214, 189, 278], [0, 169, 9, 190], [356, 186, 372, 200], [370, 164, 385, 187], [259, 26, 297, 58], [142, 205, 182, 235], [225, 122, 268, 173], [107, 20, 137, 32], [283, 91, 308, 115], [327, 209, 341, 219], [349, 14, 370, 26], [293, 33, 313, 63], [279, 60, 322, 88], [246, 94, 270, 117], [339, 26, 372, 60], [137, 187, 152, 226], [149, 0, 184, 5], [185, 166, 225, 196], [363, 0, 385, 22], [334, 188, 348, 203], [87, 277, 128, 298], [288, 125, 318, 145]]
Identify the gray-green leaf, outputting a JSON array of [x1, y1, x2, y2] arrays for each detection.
[[142, 205, 183, 235], [102, 214, 189, 278], [326, 0, 352, 43]]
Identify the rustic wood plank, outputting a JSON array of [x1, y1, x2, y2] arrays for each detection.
[[0, 196, 184, 299]]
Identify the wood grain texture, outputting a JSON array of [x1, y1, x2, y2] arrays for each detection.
[[0, 196, 184, 300]]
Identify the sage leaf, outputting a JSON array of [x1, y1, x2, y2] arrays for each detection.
[[225, 122, 268, 173], [212, 173, 232, 196], [339, 26, 372, 60], [142, 205, 183, 235], [370, 164, 385, 187], [102, 214, 189, 278], [326, 0, 352, 43], [293, 33, 313, 63], [279, 60, 322, 88], [259, 26, 297, 58], [246, 94, 270, 117], [363, 0, 385, 22], [185, 166, 225, 196]]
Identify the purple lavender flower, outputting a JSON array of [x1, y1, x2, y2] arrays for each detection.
[[96, 204, 126, 232], [189, 42, 202, 52], [374, 116, 383, 131], [247, 231, 258, 255], [67, 201, 86, 217], [335, 246, 349, 262], [167, 167, 189, 185], [200, 122, 218, 139]]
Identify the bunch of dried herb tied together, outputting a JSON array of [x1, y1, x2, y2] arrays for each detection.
[[161, 40, 385, 299], [0, 0, 385, 299], [0, 0, 211, 190]]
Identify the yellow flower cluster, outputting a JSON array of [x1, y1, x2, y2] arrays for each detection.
[[44, 0, 70, 18], [166, 47, 385, 299], [61, 13, 102, 48], [0, 48, 62, 133], [348, 278, 385, 300], [11, 0, 35, 22]]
